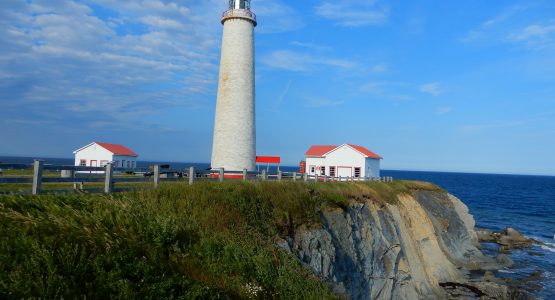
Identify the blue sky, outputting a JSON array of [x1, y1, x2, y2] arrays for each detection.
[[1, 0, 554, 175]]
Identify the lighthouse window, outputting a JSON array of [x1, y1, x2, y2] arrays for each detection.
[[229, 0, 235, 9]]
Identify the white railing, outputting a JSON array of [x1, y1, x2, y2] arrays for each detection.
[[0, 161, 393, 195], [221, 9, 257, 24]]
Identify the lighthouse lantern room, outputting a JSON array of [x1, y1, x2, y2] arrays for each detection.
[[229, 0, 250, 10]]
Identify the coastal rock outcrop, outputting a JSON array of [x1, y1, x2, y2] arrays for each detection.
[[284, 191, 515, 299], [477, 227, 541, 252]]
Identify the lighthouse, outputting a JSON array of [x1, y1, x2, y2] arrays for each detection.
[[211, 0, 257, 171]]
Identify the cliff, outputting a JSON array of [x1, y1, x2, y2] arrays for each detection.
[[0, 181, 519, 299], [282, 189, 516, 299]]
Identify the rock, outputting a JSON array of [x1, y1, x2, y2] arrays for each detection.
[[477, 227, 540, 252], [476, 229, 497, 243], [494, 254, 513, 267], [504, 228, 527, 242], [275, 238, 291, 254], [287, 191, 522, 299]]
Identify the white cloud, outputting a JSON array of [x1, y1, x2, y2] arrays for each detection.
[[507, 20, 555, 49], [460, 3, 555, 50], [370, 63, 388, 73], [304, 97, 344, 108], [0, 0, 225, 129], [419, 82, 443, 96], [253, 0, 304, 33], [460, 4, 529, 43], [274, 79, 292, 108], [260, 50, 356, 72], [436, 107, 453, 115], [460, 120, 525, 133], [315, 0, 389, 27], [289, 41, 330, 51], [358, 81, 414, 101]]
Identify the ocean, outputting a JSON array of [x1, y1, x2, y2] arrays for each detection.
[[1, 156, 554, 297]]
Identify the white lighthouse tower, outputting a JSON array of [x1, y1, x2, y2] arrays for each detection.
[[211, 0, 257, 171]]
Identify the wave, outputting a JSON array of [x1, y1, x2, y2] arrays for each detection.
[[540, 245, 555, 253]]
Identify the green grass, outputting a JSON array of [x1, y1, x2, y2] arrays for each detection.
[[0, 180, 443, 299], [0, 182, 154, 194], [1, 169, 60, 177], [0, 169, 143, 178]]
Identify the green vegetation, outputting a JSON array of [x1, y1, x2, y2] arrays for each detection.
[[0, 180, 443, 299], [0, 169, 60, 177], [0, 182, 154, 194]]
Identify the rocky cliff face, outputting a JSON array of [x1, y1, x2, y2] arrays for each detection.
[[280, 191, 513, 299]]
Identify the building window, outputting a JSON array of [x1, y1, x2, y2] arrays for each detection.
[[354, 167, 361, 178], [79, 159, 86, 166], [329, 166, 336, 177], [310, 166, 315, 173], [320, 166, 326, 175]]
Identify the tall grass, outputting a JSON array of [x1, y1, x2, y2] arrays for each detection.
[[0, 180, 442, 299]]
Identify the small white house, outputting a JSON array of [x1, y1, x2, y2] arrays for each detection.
[[73, 142, 138, 169], [304, 144, 382, 178]]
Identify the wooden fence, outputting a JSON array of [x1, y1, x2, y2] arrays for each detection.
[[0, 160, 394, 195]]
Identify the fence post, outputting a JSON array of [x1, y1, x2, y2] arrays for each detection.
[[32, 160, 43, 195], [243, 169, 248, 181], [293, 172, 297, 181], [73, 182, 84, 190], [303, 173, 308, 182], [277, 171, 282, 181], [315, 175, 319, 182], [324, 175, 328, 182], [219, 168, 224, 182], [153, 165, 160, 188], [261, 169, 266, 181], [104, 163, 113, 193], [189, 166, 195, 185]]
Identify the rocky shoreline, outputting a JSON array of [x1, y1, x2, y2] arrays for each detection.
[[477, 227, 543, 252], [278, 191, 541, 299]]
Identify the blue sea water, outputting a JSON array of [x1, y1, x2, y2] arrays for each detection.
[[1, 157, 554, 297]]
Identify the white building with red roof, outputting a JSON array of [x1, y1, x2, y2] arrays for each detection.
[[304, 144, 382, 179], [73, 142, 138, 169]]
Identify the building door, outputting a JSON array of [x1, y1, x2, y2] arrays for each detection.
[[337, 166, 352, 178], [89, 160, 98, 175]]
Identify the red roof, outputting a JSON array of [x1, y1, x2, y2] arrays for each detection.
[[96, 142, 138, 157], [305, 144, 382, 159], [347, 144, 382, 159], [305, 145, 337, 157], [256, 156, 281, 164]]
